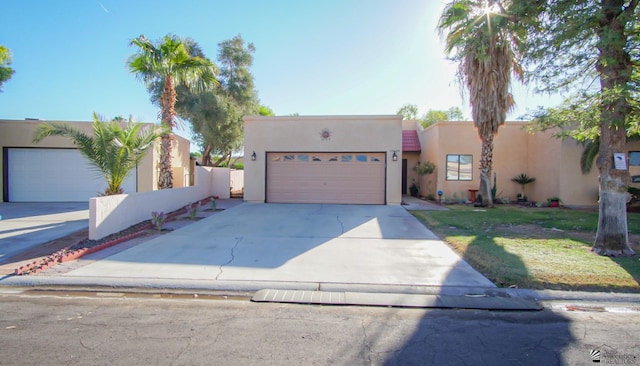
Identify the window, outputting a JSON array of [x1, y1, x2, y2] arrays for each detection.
[[284, 154, 295, 161], [446, 154, 473, 181], [341, 155, 353, 162], [312, 156, 322, 162], [297, 154, 309, 162], [630, 151, 640, 166], [328, 156, 338, 162], [356, 154, 367, 162], [371, 157, 380, 162]]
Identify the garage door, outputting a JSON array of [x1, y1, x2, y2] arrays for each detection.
[[6, 148, 136, 202], [266, 152, 385, 204]]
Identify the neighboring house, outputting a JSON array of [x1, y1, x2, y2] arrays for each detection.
[[243, 115, 640, 206], [0, 119, 191, 202]]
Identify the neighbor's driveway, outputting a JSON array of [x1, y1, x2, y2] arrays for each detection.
[[0, 202, 89, 263], [20, 203, 495, 291]]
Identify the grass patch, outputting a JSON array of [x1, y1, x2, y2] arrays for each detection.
[[412, 205, 640, 292]]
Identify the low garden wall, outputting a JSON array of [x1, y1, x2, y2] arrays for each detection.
[[89, 166, 231, 240]]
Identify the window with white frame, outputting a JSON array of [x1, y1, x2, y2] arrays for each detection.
[[446, 154, 473, 181]]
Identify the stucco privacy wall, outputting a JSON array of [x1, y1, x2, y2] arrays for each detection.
[[0, 119, 191, 200], [89, 166, 226, 240], [243, 115, 403, 205]]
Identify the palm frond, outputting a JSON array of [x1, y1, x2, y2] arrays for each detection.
[[32, 115, 164, 195]]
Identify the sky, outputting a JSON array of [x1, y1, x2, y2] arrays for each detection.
[[1, 0, 564, 141]]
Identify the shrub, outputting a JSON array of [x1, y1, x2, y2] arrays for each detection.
[[151, 211, 166, 231]]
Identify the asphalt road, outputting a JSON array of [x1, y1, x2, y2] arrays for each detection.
[[1, 291, 639, 365]]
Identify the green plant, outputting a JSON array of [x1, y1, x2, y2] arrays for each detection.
[[128, 34, 217, 189], [511, 173, 536, 199], [409, 181, 419, 197], [232, 162, 244, 170], [32, 114, 165, 195], [413, 161, 436, 196], [151, 211, 166, 231], [547, 197, 561, 207], [188, 203, 198, 219]]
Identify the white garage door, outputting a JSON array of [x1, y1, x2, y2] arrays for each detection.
[[7, 148, 137, 202], [266, 152, 385, 204]]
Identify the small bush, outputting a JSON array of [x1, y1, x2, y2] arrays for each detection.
[[151, 211, 166, 231], [188, 203, 198, 219]]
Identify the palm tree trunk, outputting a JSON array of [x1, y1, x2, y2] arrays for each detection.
[[158, 75, 177, 189], [478, 133, 494, 207], [156, 134, 173, 189]]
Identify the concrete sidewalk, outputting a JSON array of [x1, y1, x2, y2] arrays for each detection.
[[0, 203, 495, 293]]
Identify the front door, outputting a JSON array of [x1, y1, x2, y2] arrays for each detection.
[[402, 158, 408, 195]]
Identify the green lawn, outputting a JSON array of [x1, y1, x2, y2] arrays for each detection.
[[412, 205, 640, 292]]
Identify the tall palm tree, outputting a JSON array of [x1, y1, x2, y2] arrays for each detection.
[[33, 114, 166, 195], [128, 34, 217, 189], [438, 0, 524, 207]]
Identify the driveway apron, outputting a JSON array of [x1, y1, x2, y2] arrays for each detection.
[[52, 203, 495, 289], [0, 202, 89, 263]]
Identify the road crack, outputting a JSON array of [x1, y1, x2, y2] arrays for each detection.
[[216, 237, 242, 280], [361, 319, 373, 365]]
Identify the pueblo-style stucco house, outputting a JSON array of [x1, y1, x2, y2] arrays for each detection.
[[244, 115, 640, 206], [0, 119, 191, 202]]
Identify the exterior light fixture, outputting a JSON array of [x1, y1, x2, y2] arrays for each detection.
[[392, 151, 398, 161], [251, 151, 257, 161]]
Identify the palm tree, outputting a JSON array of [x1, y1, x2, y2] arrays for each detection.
[[33, 114, 166, 196], [128, 34, 217, 189], [510, 173, 536, 200], [438, 0, 524, 207]]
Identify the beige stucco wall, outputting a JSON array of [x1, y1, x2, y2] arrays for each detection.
[[243, 115, 403, 205], [419, 121, 568, 203], [90, 166, 214, 240], [417, 121, 640, 206], [0, 119, 190, 201]]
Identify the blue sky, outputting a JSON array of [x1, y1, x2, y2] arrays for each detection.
[[1, 0, 562, 140]]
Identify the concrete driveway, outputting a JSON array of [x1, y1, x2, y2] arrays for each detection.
[[15, 203, 494, 292], [0, 202, 89, 263]]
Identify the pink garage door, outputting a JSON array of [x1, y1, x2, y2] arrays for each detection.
[[266, 152, 386, 204]]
